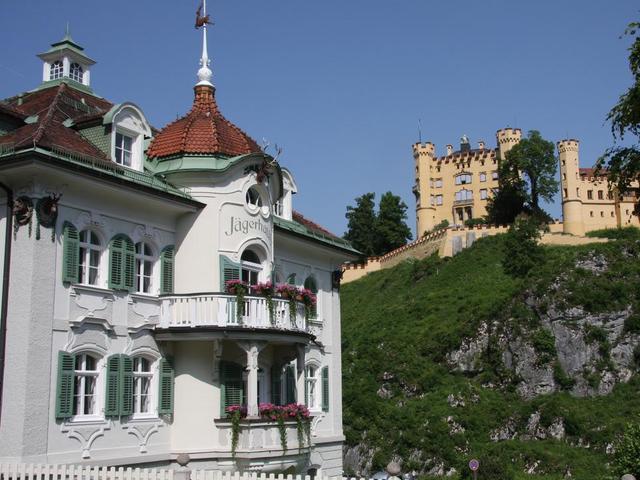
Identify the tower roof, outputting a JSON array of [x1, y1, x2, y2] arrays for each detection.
[[146, 85, 261, 159], [37, 26, 96, 65]]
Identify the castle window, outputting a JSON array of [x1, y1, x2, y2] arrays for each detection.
[[480, 189, 487, 200], [79, 230, 102, 286], [479, 172, 487, 182], [455, 174, 472, 185], [587, 190, 593, 200], [562, 173, 567, 181], [435, 178, 443, 188], [135, 242, 155, 294], [435, 195, 443, 206], [562, 160, 566, 167], [492, 171, 499, 180], [115, 132, 133, 167], [611, 211, 615, 217], [430, 195, 435, 206], [70, 63, 84, 83], [607, 191, 613, 200], [600, 211, 605, 217], [576, 188, 580, 197], [49, 60, 63, 80], [598, 190, 604, 200], [564, 189, 568, 198], [455, 189, 473, 201]]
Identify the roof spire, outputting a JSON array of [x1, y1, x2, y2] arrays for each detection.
[[195, 0, 213, 87]]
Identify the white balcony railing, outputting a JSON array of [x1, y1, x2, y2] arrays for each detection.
[[159, 293, 308, 332]]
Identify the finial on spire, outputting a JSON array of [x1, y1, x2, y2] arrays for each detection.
[[195, 0, 214, 87]]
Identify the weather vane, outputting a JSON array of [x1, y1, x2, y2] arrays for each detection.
[[195, 0, 213, 29]]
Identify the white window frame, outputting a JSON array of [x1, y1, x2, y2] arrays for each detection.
[[70, 62, 84, 83], [455, 174, 472, 185], [132, 356, 157, 418], [480, 189, 488, 200], [50, 61, 63, 80], [72, 353, 103, 422], [305, 364, 321, 412], [134, 242, 156, 294], [114, 131, 134, 168], [436, 195, 443, 206], [479, 172, 487, 182], [241, 248, 263, 285], [78, 229, 102, 286]]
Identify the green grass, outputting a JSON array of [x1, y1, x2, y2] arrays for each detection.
[[341, 234, 640, 479], [585, 226, 640, 240]]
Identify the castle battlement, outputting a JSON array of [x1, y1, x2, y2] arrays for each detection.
[[496, 127, 522, 144], [557, 139, 580, 153]]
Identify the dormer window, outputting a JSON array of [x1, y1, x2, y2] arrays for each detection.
[[115, 132, 133, 167], [69, 62, 84, 83], [104, 103, 151, 171], [50, 61, 64, 80]]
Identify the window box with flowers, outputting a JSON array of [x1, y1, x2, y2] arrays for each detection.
[[276, 284, 299, 323], [224, 403, 311, 457]]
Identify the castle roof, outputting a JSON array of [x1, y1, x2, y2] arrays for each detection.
[[146, 85, 261, 160]]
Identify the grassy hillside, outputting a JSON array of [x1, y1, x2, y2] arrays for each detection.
[[341, 228, 640, 479]]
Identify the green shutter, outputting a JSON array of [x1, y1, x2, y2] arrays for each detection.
[[160, 246, 175, 294], [220, 360, 244, 416], [109, 235, 134, 291], [120, 355, 134, 416], [321, 366, 329, 412], [158, 358, 174, 415], [123, 238, 135, 292], [285, 364, 296, 405], [219, 255, 240, 290], [109, 236, 125, 289], [105, 355, 121, 417], [62, 223, 79, 283], [55, 351, 75, 419], [271, 365, 282, 406]]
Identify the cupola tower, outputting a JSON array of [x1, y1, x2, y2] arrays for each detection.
[[36, 25, 95, 89]]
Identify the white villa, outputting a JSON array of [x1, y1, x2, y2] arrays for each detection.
[[0, 16, 358, 476]]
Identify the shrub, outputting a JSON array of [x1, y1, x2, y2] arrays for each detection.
[[464, 217, 487, 227], [611, 420, 640, 478], [624, 312, 640, 334], [553, 361, 576, 390], [532, 328, 556, 364], [502, 215, 545, 277]]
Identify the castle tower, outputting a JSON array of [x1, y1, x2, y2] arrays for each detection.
[[558, 139, 585, 235], [413, 142, 436, 235], [496, 128, 522, 160]]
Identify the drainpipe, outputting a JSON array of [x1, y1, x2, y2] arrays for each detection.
[[0, 181, 13, 426]]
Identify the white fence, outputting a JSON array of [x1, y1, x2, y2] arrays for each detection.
[[0, 465, 359, 480]]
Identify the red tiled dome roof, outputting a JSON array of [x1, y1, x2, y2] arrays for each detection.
[[147, 85, 261, 159]]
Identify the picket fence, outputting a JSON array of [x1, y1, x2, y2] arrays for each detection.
[[0, 464, 359, 480]]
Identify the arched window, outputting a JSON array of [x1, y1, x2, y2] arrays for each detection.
[[455, 189, 473, 202], [135, 242, 154, 294], [241, 248, 262, 285], [133, 357, 154, 415], [73, 353, 100, 416], [455, 173, 472, 185], [79, 230, 101, 285], [70, 63, 84, 83], [49, 61, 63, 80]]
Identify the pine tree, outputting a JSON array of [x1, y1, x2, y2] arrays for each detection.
[[375, 192, 412, 254], [344, 193, 377, 256]]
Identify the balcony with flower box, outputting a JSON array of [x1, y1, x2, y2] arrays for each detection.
[[157, 283, 318, 341]]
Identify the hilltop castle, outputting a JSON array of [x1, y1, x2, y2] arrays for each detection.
[[412, 130, 639, 236]]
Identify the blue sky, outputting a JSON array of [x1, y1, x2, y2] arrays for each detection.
[[1, 1, 637, 237]]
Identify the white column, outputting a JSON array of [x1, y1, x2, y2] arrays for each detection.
[[296, 345, 306, 404], [62, 56, 70, 78], [239, 341, 266, 417]]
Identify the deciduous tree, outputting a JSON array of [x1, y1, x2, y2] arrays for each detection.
[[344, 192, 377, 256], [596, 21, 640, 217]]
